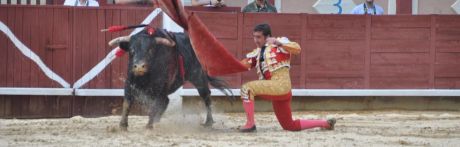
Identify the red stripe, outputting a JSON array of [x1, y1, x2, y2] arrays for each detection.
[[178, 55, 185, 79], [115, 48, 126, 57]]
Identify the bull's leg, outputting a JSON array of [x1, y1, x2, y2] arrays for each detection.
[[119, 98, 132, 131], [197, 87, 214, 127], [146, 97, 169, 129]]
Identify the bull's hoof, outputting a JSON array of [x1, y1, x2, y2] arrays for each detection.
[[201, 120, 215, 127], [119, 122, 128, 132], [145, 124, 154, 130], [119, 126, 128, 132]]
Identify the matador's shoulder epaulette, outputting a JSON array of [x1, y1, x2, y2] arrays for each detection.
[[246, 48, 260, 58]]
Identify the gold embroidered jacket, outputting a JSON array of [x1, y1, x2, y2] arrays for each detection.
[[241, 37, 301, 80]]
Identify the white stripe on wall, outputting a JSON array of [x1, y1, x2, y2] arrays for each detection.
[[180, 89, 460, 97], [388, 0, 397, 14], [11, 0, 17, 5], [275, 0, 281, 12], [1, 0, 7, 4], [0, 21, 71, 88], [40, 0, 46, 5], [162, 13, 184, 33], [0, 88, 73, 96], [3, 88, 460, 97], [412, 0, 418, 14], [20, 0, 26, 5]]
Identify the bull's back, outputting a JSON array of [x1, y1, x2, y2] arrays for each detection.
[[173, 33, 204, 78]]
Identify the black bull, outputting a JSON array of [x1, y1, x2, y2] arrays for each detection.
[[110, 28, 233, 131]]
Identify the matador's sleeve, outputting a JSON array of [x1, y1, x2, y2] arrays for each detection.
[[240, 48, 259, 70], [277, 37, 301, 55]]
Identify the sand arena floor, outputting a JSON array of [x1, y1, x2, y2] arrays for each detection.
[[1, 110, 460, 147]]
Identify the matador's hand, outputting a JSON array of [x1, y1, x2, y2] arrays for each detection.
[[266, 37, 281, 46]]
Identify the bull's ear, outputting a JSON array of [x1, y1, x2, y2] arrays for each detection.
[[119, 41, 130, 51], [155, 37, 176, 48]]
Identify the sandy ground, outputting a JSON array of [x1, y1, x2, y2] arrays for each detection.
[[1, 110, 460, 147]]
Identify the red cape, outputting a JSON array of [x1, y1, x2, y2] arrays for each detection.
[[157, 0, 247, 76]]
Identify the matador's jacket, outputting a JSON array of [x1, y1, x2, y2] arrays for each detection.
[[240, 37, 307, 131], [240, 37, 301, 101]]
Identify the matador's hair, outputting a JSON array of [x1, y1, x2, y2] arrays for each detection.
[[253, 23, 272, 37]]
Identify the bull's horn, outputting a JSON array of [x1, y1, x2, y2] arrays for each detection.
[[155, 37, 176, 47], [108, 36, 131, 47]]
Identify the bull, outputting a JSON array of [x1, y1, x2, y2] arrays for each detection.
[[109, 27, 232, 131]]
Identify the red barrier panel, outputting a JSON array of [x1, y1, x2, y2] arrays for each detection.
[[196, 12, 460, 89], [0, 6, 162, 118]]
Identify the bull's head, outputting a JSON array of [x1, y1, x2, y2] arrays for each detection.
[[109, 28, 176, 77]]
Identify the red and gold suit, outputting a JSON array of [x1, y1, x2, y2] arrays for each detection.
[[239, 37, 332, 131]]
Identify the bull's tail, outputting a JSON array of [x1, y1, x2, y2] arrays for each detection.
[[207, 76, 236, 102]]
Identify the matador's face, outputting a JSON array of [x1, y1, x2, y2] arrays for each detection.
[[253, 31, 267, 48]]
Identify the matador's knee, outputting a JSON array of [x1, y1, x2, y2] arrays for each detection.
[[241, 83, 254, 102]]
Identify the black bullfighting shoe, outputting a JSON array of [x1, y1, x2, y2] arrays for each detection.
[[239, 125, 257, 133], [324, 118, 336, 130]]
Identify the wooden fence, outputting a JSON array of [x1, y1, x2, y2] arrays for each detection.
[[0, 5, 459, 118]]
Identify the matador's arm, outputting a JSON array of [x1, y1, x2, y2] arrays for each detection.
[[276, 37, 301, 55]]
